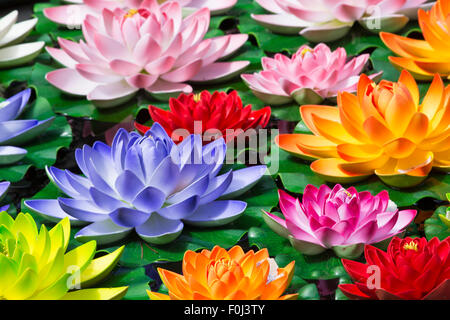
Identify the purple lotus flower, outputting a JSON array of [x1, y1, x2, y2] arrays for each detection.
[[263, 184, 417, 259], [25, 123, 267, 245], [0, 181, 10, 212], [0, 89, 54, 165]]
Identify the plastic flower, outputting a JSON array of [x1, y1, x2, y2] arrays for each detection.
[[381, 0, 450, 80], [276, 70, 450, 188], [241, 44, 381, 106], [0, 181, 10, 212], [45, 0, 249, 108], [252, 0, 432, 42], [339, 237, 450, 300], [147, 245, 297, 300], [25, 123, 267, 246], [439, 193, 450, 228], [135, 90, 271, 143], [263, 185, 416, 259], [44, 0, 238, 28], [0, 10, 44, 69], [0, 89, 54, 165], [0, 211, 127, 300]]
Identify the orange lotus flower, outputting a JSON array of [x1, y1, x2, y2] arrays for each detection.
[[276, 70, 450, 188], [147, 246, 297, 300], [381, 0, 450, 80]]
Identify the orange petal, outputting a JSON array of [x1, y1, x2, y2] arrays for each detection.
[[383, 138, 417, 159], [398, 70, 420, 107], [428, 91, 450, 137], [338, 155, 390, 174], [420, 74, 445, 120], [276, 134, 338, 160], [300, 105, 340, 136], [420, 127, 450, 151], [310, 158, 372, 183], [363, 116, 396, 146], [337, 143, 382, 162], [395, 149, 434, 175], [419, 9, 450, 53], [403, 112, 429, 143], [385, 85, 416, 135], [228, 246, 245, 261], [357, 74, 375, 107], [380, 32, 434, 59], [275, 134, 320, 160], [338, 92, 371, 143], [388, 57, 434, 80], [311, 113, 360, 144]]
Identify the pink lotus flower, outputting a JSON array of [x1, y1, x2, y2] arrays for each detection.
[[263, 185, 417, 259], [45, 0, 238, 28], [45, 0, 249, 108], [241, 44, 381, 106], [252, 0, 433, 42]]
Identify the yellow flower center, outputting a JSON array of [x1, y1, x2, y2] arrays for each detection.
[[403, 241, 418, 251], [193, 93, 202, 102], [301, 48, 312, 56], [125, 9, 139, 18]]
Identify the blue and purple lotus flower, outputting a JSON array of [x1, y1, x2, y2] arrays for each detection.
[[0, 89, 54, 165], [25, 123, 267, 245]]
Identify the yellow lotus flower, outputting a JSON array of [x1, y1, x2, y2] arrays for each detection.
[[276, 71, 450, 188], [439, 193, 450, 228], [380, 0, 450, 80], [147, 245, 297, 300], [0, 211, 127, 300]]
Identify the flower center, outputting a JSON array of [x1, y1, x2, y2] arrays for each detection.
[[403, 240, 418, 252], [193, 93, 202, 102], [125, 8, 139, 19], [301, 48, 312, 56]]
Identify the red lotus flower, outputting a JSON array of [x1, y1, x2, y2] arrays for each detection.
[[135, 90, 271, 143], [339, 237, 450, 300]]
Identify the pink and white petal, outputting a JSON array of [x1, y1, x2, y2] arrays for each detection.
[[147, 79, 192, 101], [133, 34, 162, 65], [189, 61, 250, 84], [44, 4, 90, 27], [359, 14, 409, 34], [160, 59, 203, 83], [84, 0, 123, 11], [397, 1, 432, 19], [110, 59, 143, 76], [189, 0, 237, 15], [251, 13, 310, 35], [332, 3, 366, 22], [181, 8, 210, 46], [87, 80, 139, 108], [218, 34, 248, 60], [254, 0, 284, 13], [145, 56, 176, 76], [46, 68, 97, 96], [46, 47, 78, 68], [286, 6, 335, 23], [300, 21, 353, 43], [121, 17, 140, 51], [126, 74, 158, 89], [58, 38, 90, 64], [201, 36, 231, 66], [78, 41, 109, 67], [76, 63, 123, 83], [94, 33, 132, 62]]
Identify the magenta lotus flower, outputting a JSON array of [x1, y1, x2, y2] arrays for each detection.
[[44, 0, 238, 28], [263, 185, 417, 259], [241, 44, 381, 106], [45, 0, 249, 108], [252, 0, 433, 42]]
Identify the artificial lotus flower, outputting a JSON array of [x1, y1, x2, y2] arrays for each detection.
[[381, 0, 450, 80], [0, 89, 54, 165], [276, 70, 450, 188], [439, 193, 450, 228], [148, 245, 297, 300], [252, 0, 433, 42], [0, 211, 127, 300], [25, 123, 267, 246], [241, 44, 381, 106], [0, 10, 44, 69], [45, 0, 249, 108], [339, 236, 450, 300], [263, 184, 416, 259], [135, 90, 271, 144], [0, 181, 10, 212], [44, 0, 238, 28]]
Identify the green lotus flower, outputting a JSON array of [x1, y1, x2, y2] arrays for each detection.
[[0, 211, 127, 300], [439, 193, 450, 229]]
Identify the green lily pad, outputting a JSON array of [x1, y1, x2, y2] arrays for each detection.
[[425, 206, 450, 241]]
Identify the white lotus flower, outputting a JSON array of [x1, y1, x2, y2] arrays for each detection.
[[0, 11, 44, 69]]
